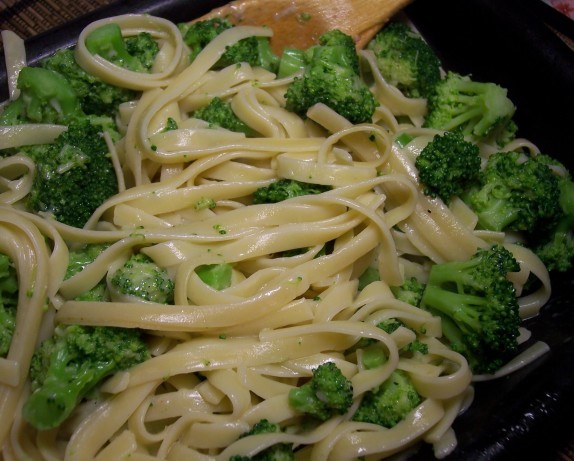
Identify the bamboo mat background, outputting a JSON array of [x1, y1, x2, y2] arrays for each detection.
[[0, 0, 574, 460]]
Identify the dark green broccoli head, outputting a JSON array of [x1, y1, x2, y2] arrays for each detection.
[[252, 179, 331, 204], [415, 130, 481, 203], [284, 29, 377, 124], [111, 253, 175, 304], [420, 244, 521, 374], [85, 23, 159, 73], [352, 370, 421, 428], [193, 97, 256, 136], [180, 18, 279, 72], [424, 72, 517, 146], [230, 419, 295, 461], [23, 324, 149, 430], [24, 118, 119, 228], [464, 151, 562, 232], [288, 361, 353, 421], [41, 48, 138, 116], [0, 66, 83, 125], [0, 254, 18, 357], [367, 21, 441, 99]]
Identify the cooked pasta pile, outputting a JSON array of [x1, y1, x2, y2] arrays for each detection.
[[0, 12, 554, 461]]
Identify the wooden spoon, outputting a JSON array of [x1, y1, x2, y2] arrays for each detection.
[[195, 0, 413, 52]]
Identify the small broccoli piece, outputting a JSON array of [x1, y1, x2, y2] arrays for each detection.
[[0, 254, 18, 357], [420, 244, 521, 374], [193, 97, 256, 136], [65, 243, 110, 302], [41, 48, 138, 116], [277, 47, 307, 78], [23, 118, 118, 228], [284, 29, 377, 124], [415, 130, 481, 203], [23, 324, 149, 430], [195, 263, 232, 290], [352, 370, 421, 428], [358, 266, 380, 291], [252, 179, 331, 204], [0, 66, 83, 126], [463, 151, 562, 232], [424, 71, 517, 145], [230, 419, 295, 461], [531, 159, 574, 272], [179, 18, 279, 72], [390, 277, 426, 307], [85, 23, 159, 73], [111, 253, 174, 304], [367, 21, 441, 99], [288, 361, 353, 421]]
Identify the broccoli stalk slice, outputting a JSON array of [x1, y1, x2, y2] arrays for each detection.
[[0, 67, 83, 126], [195, 263, 233, 290], [85, 23, 149, 72]]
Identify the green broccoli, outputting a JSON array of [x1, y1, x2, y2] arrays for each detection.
[[463, 151, 562, 232], [367, 21, 441, 99], [193, 97, 256, 136], [65, 243, 110, 301], [179, 18, 279, 72], [390, 276, 426, 307], [284, 29, 377, 124], [252, 179, 331, 204], [22, 324, 150, 430], [41, 48, 138, 116], [288, 361, 353, 421], [0, 254, 18, 357], [85, 23, 159, 73], [23, 118, 119, 228], [229, 419, 294, 461], [195, 263, 233, 290], [352, 370, 421, 428], [276, 47, 307, 78], [424, 71, 517, 146], [420, 244, 521, 374], [110, 253, 174, 304], [357, 266, 380, 291], [0, 66, 83, 126], [415, 130, 481, 203], [531, 160, 574, 272]]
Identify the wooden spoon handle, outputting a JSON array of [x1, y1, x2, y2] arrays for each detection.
[[196, 0, 413, 51]]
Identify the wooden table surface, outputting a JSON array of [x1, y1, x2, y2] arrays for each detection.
[[1, 0, 574, 460]]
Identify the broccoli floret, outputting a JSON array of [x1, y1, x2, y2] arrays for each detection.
[[230, 419, 295, 461], [110, 253, 174, 304], [352, 370, 421, 428], [252, 179, 331, 204], [23, 118, 118, 228], [424, 71, 517, 145], [415, 130, 481, 203], [420, 244, 521, 374], [195, 263, 232, 290], [288, 361, 353, 421], [367, 21, 441, 99], [22, 324, 149, 430], [0, 66, 83, 126], [85, 23, 159, 73], [41, 48, 138, 116], [284, 29, 377, 124], [0, 254, 18, 357], [463, 151, 562, 232], [179, 18, 279, 72], [65, 243, 110, 301], [193, 97, 256, 136], [390, 277, 426, 307], [531, 159, 574, 272]]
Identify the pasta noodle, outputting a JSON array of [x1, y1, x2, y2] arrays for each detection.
[[0, 11, 558, 461]]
